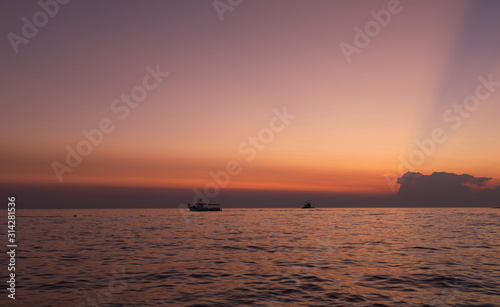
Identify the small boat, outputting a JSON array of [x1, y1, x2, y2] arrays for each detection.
[[302, 201, 314, 209], [188, 199, 222, 211]]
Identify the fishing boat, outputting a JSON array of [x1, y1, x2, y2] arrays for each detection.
[[302, 201, 314, 209], [188, 199, 222, 211]]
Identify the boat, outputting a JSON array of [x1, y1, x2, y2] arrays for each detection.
[[302, 201, 314, 209], [188, 199, 222, 211]]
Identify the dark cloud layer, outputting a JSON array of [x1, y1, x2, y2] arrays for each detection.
[[2, 172, 499, 208], [397, 172, 499, 206]]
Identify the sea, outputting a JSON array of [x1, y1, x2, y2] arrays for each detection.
[[1, 208, 499, 306]]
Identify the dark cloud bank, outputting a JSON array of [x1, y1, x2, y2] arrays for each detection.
[[397, 171, 500, 206], [2, 172, 499, 208]]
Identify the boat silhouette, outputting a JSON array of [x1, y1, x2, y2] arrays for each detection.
[[188, 199, 222, 211], [302, 201, 314, 209]]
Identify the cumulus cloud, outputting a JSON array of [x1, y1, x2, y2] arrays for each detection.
[[396, 171, 498, 206]]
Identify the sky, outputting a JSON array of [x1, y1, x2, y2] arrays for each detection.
[[1, 0, 500, 207]]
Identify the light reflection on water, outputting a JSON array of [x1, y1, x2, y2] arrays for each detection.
[[3, 208, 499, 306]]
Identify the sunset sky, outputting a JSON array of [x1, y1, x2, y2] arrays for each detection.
[[1, 0, 500, 207]]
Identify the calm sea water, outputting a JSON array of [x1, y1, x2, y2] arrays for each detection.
[[2, 208, 499, 306]]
